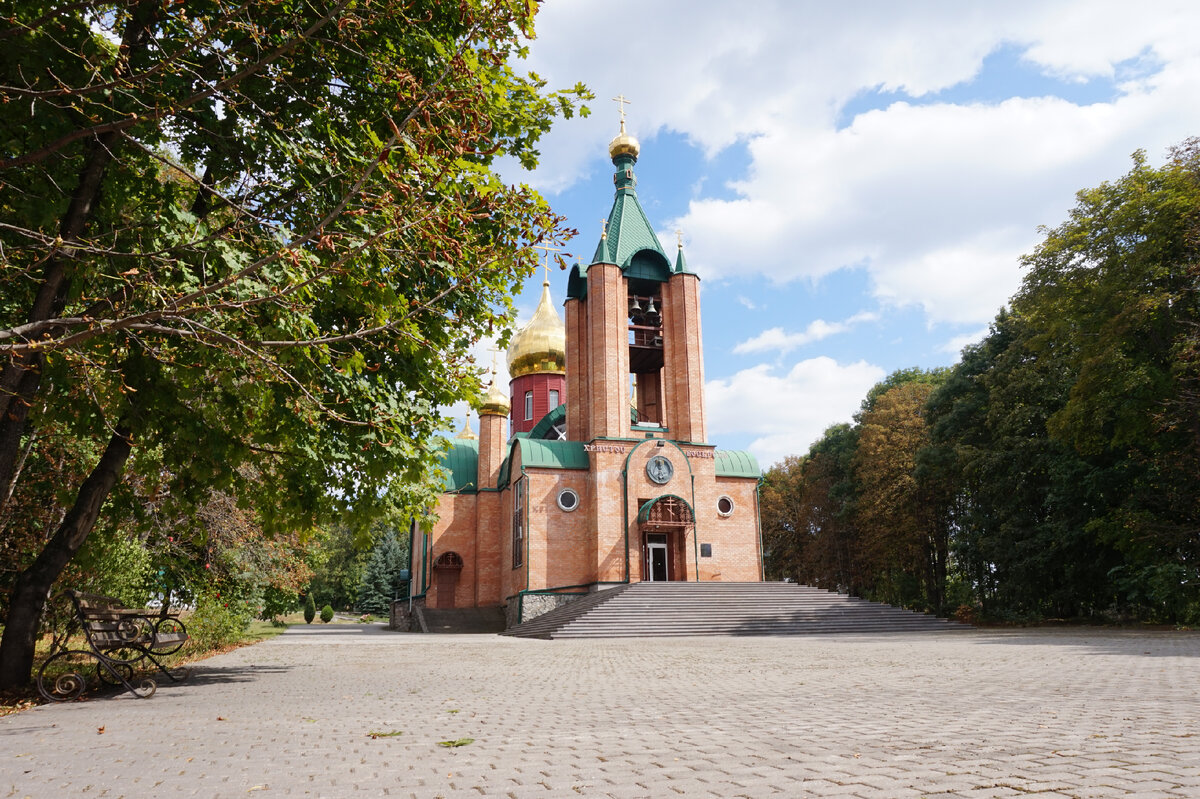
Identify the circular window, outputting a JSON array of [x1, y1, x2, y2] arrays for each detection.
[[716, 496, 735, 517], [556, 488, 579, 512]]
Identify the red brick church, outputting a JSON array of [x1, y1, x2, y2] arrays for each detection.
[[408, 115, 763, 627]]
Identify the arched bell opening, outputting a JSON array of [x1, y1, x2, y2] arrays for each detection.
[[432, 551, 464, 608], [637, 495, 694, 582]]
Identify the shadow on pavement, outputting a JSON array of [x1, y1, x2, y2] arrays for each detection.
[[968, 627, 1200, 657]]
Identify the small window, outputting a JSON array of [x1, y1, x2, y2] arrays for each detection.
[[717, 496, 734, 517], [556, 488, 579, 512], [700, 543, 712, 558], [549, 389, 560, 408], [524, 391, 533, 421]]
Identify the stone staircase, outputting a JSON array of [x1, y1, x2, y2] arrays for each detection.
[[418, 605, 506, 634], [503, 582, 964, 639]]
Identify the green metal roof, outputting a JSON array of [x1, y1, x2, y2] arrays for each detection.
[[637, 494, 694, 523], [714, 450, 760, 479], [438, 439, 479, 493], [590, 153, 670, 279], [527, 403, 566, 440], [497, 438, 589, 487], [674, 245, 694, 275]]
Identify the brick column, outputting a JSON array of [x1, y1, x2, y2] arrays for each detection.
[[564, 296, 588, 441], [663, 272, 706, 444], [586, 263, 629, 440], [477, 410, 507, 490]]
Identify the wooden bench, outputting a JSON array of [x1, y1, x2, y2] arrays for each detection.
[[37, 590, 190, 701]]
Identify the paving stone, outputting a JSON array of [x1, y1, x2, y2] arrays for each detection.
[[2, 626, 1200, 797]]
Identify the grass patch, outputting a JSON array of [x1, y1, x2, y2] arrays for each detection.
[[438, 738, 474, 748], [367, 730, 404, 739]]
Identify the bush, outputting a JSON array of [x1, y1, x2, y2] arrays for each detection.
[[320, 604, 334, 623], [189, 588, 253, 649], [304, 593, 316, 624]]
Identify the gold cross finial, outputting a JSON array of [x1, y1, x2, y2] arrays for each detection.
[[487, 345, 501, 379], [612, 94, 631, 132], [601, 217, 607, 240], [531, 244, 562, 283], [675, 228, 684, 249]]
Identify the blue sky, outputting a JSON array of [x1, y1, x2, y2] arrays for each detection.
[[449, 0, 1200, 468]]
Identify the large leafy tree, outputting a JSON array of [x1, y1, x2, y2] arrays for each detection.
[[0, 0, 587, 686], [927, 140, 1200, 622]]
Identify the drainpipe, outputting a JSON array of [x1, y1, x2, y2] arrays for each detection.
[[691, 471, 699, 581], [621, 458, 631, 583], [522, 465, 531, 595], [755, 477, 766, 582]]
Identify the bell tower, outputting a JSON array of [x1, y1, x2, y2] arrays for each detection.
[[563, 98, 707, 445]]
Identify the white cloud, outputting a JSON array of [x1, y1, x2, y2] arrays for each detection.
[[513, 0, 1200, 328], [734, 312, 879, 355], [706, 357, 886, 467], [941, 327, 991, 355]]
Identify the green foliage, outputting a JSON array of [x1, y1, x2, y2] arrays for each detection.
[[188, 587, 253, 649], [763, 143, 1200, 625], [356, 531, 410, 614], [320, 604, 334, 623], [305, 525, 373, 611], [0, 0, 590, 686], [304, 593, 317, 625]]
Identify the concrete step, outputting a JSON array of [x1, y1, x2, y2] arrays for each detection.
[[503, 582, 964, 639]]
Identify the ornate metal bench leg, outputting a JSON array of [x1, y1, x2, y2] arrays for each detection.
[[37, 650, 90, 702], [96, 658, 156, 698]]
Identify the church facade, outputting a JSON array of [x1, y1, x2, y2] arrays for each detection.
[[407, 119, 763, 627]]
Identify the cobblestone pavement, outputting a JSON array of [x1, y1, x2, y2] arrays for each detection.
[[2, 625, 1198, 798]]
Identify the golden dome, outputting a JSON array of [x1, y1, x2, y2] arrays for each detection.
[[607, 118, 640, 160], [455, 415, 477, 440], [506, 279, 565, 378], [478, 373, 509, 417]]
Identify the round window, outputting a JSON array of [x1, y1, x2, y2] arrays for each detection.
[[557, 488, 579, 512], [716, 496, 734, 517]]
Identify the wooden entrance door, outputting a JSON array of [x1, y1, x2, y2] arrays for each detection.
[[433, 551, 464, 609]]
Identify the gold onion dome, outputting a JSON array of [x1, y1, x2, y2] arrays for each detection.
[[478, 373, 510, 417], [455, 415, 478, 440], [607, 118, 640, 160], [506, 279, 566, 378]]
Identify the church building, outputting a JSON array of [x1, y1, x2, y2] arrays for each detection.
[[408, 115, 763, 627]]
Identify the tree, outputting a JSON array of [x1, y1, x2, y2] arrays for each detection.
[[355, 531, 409, 615], [0, 0, 588, 687], [853, 376, 949, 612]]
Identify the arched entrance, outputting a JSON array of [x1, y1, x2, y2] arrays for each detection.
[[433, 551, 464, 608], [637, 495, 694, 582]]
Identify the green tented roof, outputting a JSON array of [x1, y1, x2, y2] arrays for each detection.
[[591, 154, 670, 277], [527, 403, 566, 440], [714, 450, 760, 479], [438, 440, 479, 493], [497, 438, 589, 487]]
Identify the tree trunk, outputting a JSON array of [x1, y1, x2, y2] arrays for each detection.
[[0, 423, 133, 689]]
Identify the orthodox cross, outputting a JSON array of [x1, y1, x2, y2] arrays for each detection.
[[487, 345, 502, 382], [612, 94, 631, 129], [675, 228, 684, 249], [601, 217, 607, 240], [531, 244, 562, 278]]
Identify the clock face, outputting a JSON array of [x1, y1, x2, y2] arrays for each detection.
[[646, 455, 674, 484]]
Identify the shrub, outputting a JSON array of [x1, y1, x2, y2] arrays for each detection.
[[304, 593, 316, 624], [189, 588, 253, 649], [320, 604, 334, 623]]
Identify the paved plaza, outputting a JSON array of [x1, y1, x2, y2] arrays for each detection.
[[1, 625, 1198, 798]]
